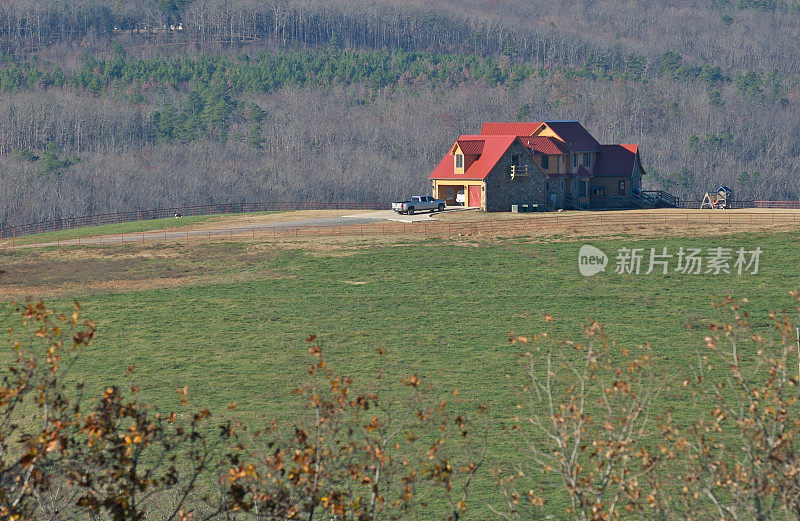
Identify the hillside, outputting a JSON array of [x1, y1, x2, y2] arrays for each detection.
[[0, 0, 798, 227], [2, 212, 799, 518]]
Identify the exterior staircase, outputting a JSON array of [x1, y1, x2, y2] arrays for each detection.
[[632, 190, 679, 209]]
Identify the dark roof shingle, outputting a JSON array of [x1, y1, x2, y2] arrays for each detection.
[[544, 121, 600, 152], [595, 144, 638, 177]]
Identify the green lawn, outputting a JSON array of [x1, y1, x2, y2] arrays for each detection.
[[1, 215, 215, 244], [1, 212, 290, 246], [2, 231, 799, 517]]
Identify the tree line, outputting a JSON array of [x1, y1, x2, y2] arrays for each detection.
[[0, 71, 797, 227], [0, 0, 798, 227], [1, 45, 783, 99], [1, 0, 799, 74]]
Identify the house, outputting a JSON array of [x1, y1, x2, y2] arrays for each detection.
[[429, 121, 647, 211]]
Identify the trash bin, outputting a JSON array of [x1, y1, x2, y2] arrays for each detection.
[[511, 204, 519, 213]]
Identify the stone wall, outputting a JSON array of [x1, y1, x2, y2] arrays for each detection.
[[484, 142, 556, 211]]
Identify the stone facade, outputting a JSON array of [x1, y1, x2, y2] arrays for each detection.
[[484, 141, 545, 211], [482, 142, 572, 211]]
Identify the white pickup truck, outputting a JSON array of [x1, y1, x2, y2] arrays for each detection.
[[392, 196, 446, 215]]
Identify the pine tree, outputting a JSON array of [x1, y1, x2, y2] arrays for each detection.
[[247, 122, 264, 149]]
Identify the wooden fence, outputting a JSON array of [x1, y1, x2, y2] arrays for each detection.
[[752, 201, 800, 209], [0, 201, 388, 240]]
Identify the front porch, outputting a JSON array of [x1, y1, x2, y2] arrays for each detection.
[[433, 180, 485, 209]]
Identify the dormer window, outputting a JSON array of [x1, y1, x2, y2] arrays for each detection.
[[583, 154, 591, 167], [541, 156, 549, 169], [455, 154, 463, 168]]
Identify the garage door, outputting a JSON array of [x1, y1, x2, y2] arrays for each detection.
[[468, 185, 481, 208]]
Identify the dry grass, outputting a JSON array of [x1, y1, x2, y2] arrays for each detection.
[[5, 223, 786, 299], [0, 242, 291, 300], [189, 210, 359, 230], [4, 208, 800, 299]]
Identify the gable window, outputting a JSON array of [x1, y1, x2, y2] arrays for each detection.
[[541, 155, 549, 169], [583, 154, 591, 167], [511, 154, 519, 166], [573, 154, 578, 168], [455, 154, 463, 169]]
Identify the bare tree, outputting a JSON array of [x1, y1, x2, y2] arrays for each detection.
[[492, 322, 660, 521]]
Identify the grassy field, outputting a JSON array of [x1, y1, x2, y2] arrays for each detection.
[[0, 210, 304, 246], [1, 221, 799, 517], [0, 214, 215, 245]]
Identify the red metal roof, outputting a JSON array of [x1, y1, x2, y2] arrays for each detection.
[[519, 136, 571, 155], [429, 152, 457, 179], [595, 144, 638, 177], [483, 121, 600, 153], [456, 139, 485, 155], [544, 121, 600, 152], [481, 122, 543, 136], [430, 135, 520, 180], [430, 124, 641, 182]]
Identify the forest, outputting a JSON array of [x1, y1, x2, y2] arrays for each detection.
[[1, 0, 799, 226]]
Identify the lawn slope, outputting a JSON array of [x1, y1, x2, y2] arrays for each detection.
[[1, 229, 798, 517]]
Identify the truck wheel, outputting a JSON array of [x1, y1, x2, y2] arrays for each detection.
[[437, 203, 445, 212], [407, 207, 415, 215]]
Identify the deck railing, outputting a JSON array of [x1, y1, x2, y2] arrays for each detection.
[[642, 190, 679, 207], [510, 165, 528, 179]]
